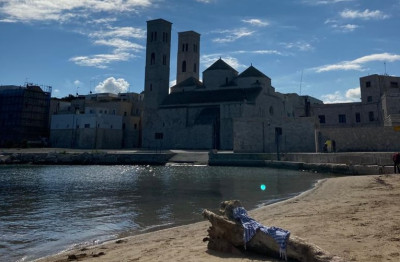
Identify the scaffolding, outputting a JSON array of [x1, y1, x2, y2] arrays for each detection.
[[0, 84, 51, 147]]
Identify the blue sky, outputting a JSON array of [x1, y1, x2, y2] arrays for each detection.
[[0, 0, 399, 103]]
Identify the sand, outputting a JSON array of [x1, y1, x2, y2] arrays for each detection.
[[36, 174, 400, 262]]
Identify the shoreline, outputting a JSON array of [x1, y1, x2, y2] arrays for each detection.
[[36, 174, 400, 262], [33, 179, 322, 262]]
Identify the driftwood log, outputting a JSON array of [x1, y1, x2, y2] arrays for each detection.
[[202, 200, 345, 262]]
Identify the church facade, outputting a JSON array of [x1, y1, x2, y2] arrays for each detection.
[[141, 19, 321, 152]]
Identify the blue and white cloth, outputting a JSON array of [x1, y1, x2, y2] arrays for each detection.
[[232, 207, 290, 261]]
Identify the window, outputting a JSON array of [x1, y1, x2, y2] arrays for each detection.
[[163, 55, 167, 65], [318, 115, 326, 124], [150, 32, 154, 42], [225, 77, 229, 85], [369, 111, 374, 121], [367, 96, 372, 102], [355, 113, 361, 123], [150, 53, 155, 65], [366, 81, 371, 87], [154, 32, 157, 41], [339, 114, 346, 123], [269, 106, 274, 116], [124, 112, 127, 116], [391, 82, 399, 88], [182, 61, 186, 72], [122, 123, 126, 130], [193, 63, 197, 73], [155, 132, 163, 139], [193, 44, 198, 52], [134, 123, 137, 130]]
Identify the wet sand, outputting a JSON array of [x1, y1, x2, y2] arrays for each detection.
[[36, 174, 400, 262]]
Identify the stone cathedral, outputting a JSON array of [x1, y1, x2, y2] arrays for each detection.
[[142, 19, 320, 152]]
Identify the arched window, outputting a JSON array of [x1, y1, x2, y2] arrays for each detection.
[[182, 61, 186, 72], [150, 53, 155, 65], [193, 63, 197, 73]]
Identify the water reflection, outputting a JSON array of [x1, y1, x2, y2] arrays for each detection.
[[0, 165, 332, 261]]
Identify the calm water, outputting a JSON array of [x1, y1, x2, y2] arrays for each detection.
[[0, 165, 333, 262]]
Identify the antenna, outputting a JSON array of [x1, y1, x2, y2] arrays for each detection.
[[299, 69, 304, 95], [384, 61, 387, 75]]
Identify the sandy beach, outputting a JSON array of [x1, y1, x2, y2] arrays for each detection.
[[36, 174, 400, 262]]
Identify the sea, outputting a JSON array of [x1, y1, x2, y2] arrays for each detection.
[[0, 164, 333, 262]]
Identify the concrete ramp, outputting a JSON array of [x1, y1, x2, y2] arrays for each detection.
[[168, 150, 209, 165]]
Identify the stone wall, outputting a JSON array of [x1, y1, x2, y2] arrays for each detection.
[[233, 117, 316, 153], [50, 128, 123, 149], [317, 126, 400, 152]]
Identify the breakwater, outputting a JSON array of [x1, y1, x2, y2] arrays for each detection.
[[0, 151, 174, 165]]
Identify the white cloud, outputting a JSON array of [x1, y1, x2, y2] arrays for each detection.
[[330, 23, 359, 32], [315, 53, 400, 73], [89, 26, 146, 39], [73, 80, 82, 86], [212, 28, 254, 43], [72, 26, 145, 68], [195, 0, 213, 3], [282, 41, 313, 51], [234, 50, 284, 56], [242, 19, 269, 27], [0, 0, 153, 23], [69, 52, 133, 69], [94, 38, 144, 52], [321, 87, 360, 103], [303, 0, 355, 5], [95, 77, 130, 93], [346, 87, 361, 100], [340, 9, 390, 20], [88, 17, 117, 24]]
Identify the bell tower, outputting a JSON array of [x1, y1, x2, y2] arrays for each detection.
[[142, 19, 172, 148], [144, 19, 172, 109], [176, 31, 200, 84]]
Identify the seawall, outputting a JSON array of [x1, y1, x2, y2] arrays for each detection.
[[0, 150, 175, 165], [209, 151, 395, 175], [0, 149, 396, 175]]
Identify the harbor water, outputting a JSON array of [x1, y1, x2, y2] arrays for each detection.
[[0, 165, 333, 262]]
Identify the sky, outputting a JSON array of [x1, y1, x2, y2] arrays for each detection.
[[0, 0, 399, 103]]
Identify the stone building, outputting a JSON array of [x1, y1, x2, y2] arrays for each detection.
[[312, 74, 400, 152], [0, 84, 51, 147], [141, 19, 322, 152], [50, 92, 143, 149]]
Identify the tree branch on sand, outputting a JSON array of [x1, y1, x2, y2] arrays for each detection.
[[202, 200, 345, 262]]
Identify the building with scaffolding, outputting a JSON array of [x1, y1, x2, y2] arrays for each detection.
[[0, 84, 51, 147], [50, 92, 143, 149]]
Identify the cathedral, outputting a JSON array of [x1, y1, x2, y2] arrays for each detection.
[[141, 19, 321, 152]]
